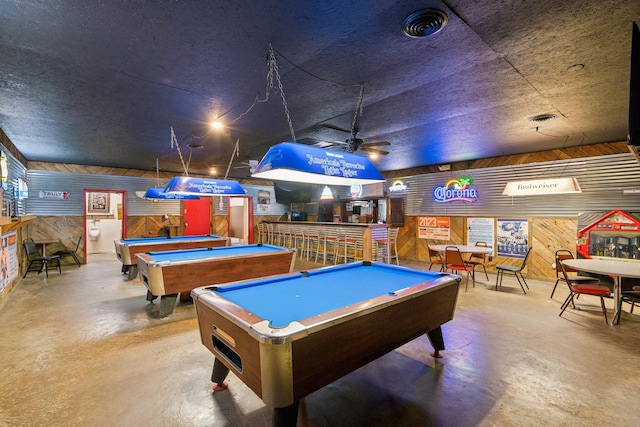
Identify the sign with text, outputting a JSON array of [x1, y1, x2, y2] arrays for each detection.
[[466, 217, 495, 256], [502, 177, 581, 196], [418, 216, 451, 240]]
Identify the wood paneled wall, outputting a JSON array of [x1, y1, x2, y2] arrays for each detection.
[[396, 216, 576, 280]]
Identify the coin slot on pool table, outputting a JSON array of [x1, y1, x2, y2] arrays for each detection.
[[212, 326, 242, 372]]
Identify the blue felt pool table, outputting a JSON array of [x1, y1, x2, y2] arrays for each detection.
[[135, 244, 296, 316], [192, 261, 461, 426], [114, 234, 228, 279]]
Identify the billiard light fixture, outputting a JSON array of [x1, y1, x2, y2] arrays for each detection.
[[163, 176, 246, 197], [142, 187, 200, 200], [251, 142, 385, 186]]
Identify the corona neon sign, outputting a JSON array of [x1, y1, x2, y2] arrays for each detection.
[[433, 177, 478, 203]]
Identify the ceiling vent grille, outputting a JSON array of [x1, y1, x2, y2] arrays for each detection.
[[402, 9, 448, 38], [529, 114, 557, 122]]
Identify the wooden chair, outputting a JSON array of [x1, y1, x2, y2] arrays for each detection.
[[375, 228, 399, 265], [23, 238, 62, 278], [428, 243, 446, 272], [558, 258, 610, 323], [445, 246, 474, 291], [495, 247, 532, 294], [52, 236, 82, 267], [549, 249, 598, 299], [465, 241, 488, 281]]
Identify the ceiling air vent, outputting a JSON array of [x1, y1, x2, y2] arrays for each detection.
[[529, 114, 556, 122], [402, 9, 448, 38]]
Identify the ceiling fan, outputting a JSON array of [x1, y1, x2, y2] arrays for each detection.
[[234, 159, 259, 173], [319, 123, 391, 156]]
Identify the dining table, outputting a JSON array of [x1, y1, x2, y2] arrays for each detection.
[[429, 244, 494, 255], [430, 244, 494, 282], [562, 258, 640, 325]]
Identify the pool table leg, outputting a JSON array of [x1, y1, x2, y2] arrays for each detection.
[[146, 290, 157, 302], [427, 326, 445, 358], [127, 265, 138, 281], [159, 293, 178, 317], [273, 401, 299, 427]]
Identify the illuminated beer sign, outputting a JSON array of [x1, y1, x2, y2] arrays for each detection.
[[433, 177, 478, 203], [388, 180, 407, 193]]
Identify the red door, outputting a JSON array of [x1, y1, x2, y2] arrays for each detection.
[[183, 198, 211, 235]]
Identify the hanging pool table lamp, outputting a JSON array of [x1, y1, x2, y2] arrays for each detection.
[[251, 142, 385, 185], [163, 177, 247, 197]]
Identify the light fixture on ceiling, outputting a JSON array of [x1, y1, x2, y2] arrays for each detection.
[[320, 185, 334, 200], [438, 164, 451, 172], [252, 142, 386, 186], [402, 9, 448, 38], [143, 187, 200, 200], [163, 176, 246, 197]]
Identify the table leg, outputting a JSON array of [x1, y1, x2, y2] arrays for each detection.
[[273, 401, 299, 427], [427, 326, 445, 358], [159, 294, 178, 317], [613, 276, 622, 325]]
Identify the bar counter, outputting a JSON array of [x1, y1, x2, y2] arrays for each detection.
[[263, 221, 389, 262]]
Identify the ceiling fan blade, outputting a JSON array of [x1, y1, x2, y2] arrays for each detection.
[[361, 147, 389, 155], [362, 140, 391, 147], [320, 123, 353, 134]]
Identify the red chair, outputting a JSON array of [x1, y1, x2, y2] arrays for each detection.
[[428, 244, 446, 272], [445, 246, 474, 291], [465, 241, 489, 281], [558, 259, 611, 324], [549, 249, 598, 299]]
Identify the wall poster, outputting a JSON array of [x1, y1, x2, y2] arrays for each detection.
[[496, 218, 529, 258], [467, 217, 495, 256], [417, 216, 451, 240], [0, 231, 18, 293], [243, 185, 287, 216]]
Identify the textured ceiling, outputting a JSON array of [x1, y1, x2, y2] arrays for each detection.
[[1, 0, 639, 178]]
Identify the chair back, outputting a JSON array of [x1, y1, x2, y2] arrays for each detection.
[[73, 236, 82, 251], [23, 238, 40, 258], [445, 246, 465, 266], [555, 250, 575, 275], [470, 241, 488, 260], [388, 228, 399, 242], [519, 247, 533, 269], [428, 242, 441, 260]]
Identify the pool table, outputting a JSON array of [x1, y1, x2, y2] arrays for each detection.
[[136, 244, 296, 316], [114, 234, 228, 280], [192, 261, 461, 426]]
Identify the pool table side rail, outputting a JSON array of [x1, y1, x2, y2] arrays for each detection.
[[137, 248, 296, 296], [114, 235, 228, 265], [192, 274, 461, 408]]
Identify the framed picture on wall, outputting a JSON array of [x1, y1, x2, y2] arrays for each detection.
[[88, 192, 110, 213]]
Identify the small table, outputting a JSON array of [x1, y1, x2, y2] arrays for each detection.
[[135, 244, 296, 316], [192, 261, 461, 426], [562, 258, 640, 325], [34, 239, 60, 255]]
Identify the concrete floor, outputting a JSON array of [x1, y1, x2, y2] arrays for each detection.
[[1, 253, 640, 427]]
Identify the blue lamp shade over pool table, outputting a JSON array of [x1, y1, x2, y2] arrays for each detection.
[[163, 177, 247, 197], [251, 142, 385, 185], [143, 187, 200, 200]]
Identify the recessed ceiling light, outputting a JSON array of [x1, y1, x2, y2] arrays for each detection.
[[402, 9, 448, 38], [528, 114, 556, 122]]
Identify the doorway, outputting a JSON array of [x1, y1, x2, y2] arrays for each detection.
[[229, 196, 253, 245], [84, 189, 127, 263]]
